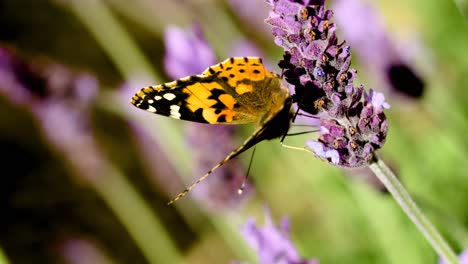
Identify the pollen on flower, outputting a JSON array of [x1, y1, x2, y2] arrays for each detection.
[[266, 0, 389, 167]]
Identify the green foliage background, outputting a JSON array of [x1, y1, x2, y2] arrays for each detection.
[[1, 0, 468, 263]]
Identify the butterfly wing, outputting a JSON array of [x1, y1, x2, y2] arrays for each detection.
[[131, 57, 279, 125], [201, 57, 275, 97], [131, 74, 257, 124]]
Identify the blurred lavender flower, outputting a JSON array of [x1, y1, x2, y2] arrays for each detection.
[[164, 24, 216, 79], [439, 250, 468, 264], [266, 0, 389, 167], [333, 0, 424, 98], [0, 47, 47, 104], [59, 238, 113, 264], [229, 38, 265, 58], [238, 211, 318, 264], [187, 124, 253, 211], [0, 46, 103, 182], [164, 25, 252, 209], [228, 0, 272, 36], [33, 65, 102, 182]]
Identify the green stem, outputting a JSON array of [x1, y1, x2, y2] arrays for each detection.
[[68, 0, 192, 177], [91, 164, 184, 264], [67, 0, 159, 79], [0, 247, 10, 264], [454, 0, 468, 19], [369, 156, 460, 264]]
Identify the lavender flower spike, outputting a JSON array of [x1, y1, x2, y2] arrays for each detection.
[[240, 210, 318, 264], [266, 0, 389, 167]]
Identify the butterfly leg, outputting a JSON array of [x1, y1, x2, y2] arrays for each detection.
[[280, 141, 309, 152], [279, 126, 317, 152], [279, 133, 309, 152]]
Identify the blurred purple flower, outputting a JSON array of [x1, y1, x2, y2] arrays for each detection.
[[229, 38, 265, 58], [266, 0, 389, 167], [0, 47, 47, 104], [333, 0, 424, 98], [239, 210, 318, 264], [163, 25, 251, 209], [0, 46, 104, 182], [439, 250, 468, 264], [164, 24, 216, 79], [59, 238, 112, 264], [228, 0, 272, 36], [187, 124, 253, 211]]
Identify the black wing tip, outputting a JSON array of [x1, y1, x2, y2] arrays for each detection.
[[130, 94, 140, 106], [130, 87, 153, 107]]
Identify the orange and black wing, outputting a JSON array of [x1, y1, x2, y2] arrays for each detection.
[[131, 57, 278, 125], [131, 74, 258, 124]]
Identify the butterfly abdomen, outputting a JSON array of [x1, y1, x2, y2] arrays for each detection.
[[258, 97, 294, 140]]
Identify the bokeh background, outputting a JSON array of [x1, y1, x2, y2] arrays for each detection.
[[1, 0, 468, 263]]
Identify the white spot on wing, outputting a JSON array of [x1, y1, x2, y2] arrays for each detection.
[[163, 93, 176, 101], [147, 106, 157, 112], [148, 99, 154, 104], [170, 105, 181, 118], [155, 95, 162, 101]]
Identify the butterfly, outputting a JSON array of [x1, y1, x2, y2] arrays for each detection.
[[131, 57, 293, 204]]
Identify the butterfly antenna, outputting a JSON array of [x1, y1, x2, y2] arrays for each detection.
[[167, 134, 260, 205], [167, 160, 226, 205], [238, 146, 257, 194], [167, 163, 225, 205]]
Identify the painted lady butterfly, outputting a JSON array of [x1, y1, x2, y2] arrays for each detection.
[[131, 57, 293, 204]]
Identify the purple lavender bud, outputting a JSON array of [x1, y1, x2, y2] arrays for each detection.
[[439, 250, 468, 264], [164, 24, 216, 79], [240, 210, 318, 264], [306, 140, 339, 165], [266, 0, 389, 167], [333, 0, 425, 98]]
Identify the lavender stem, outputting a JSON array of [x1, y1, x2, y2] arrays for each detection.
[[369, 156, 459, 264]]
